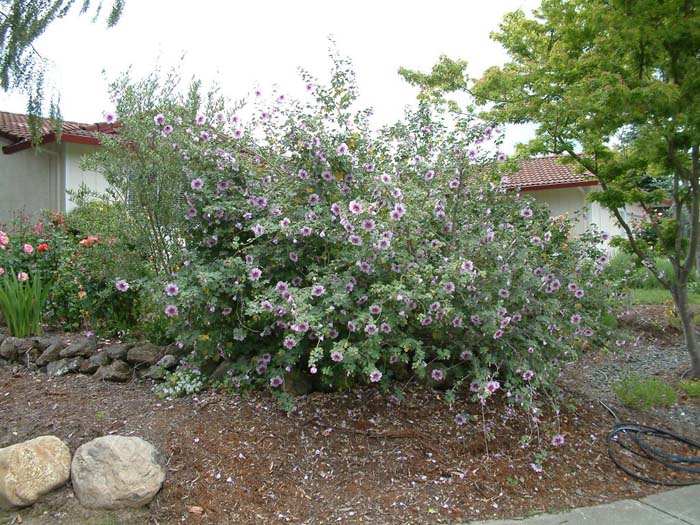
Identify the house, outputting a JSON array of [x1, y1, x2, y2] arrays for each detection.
[[508, 156, 635, 243], [0, 111, 115, 224]]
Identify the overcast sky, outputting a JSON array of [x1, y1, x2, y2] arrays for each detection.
[[0, 0, 539, 151]]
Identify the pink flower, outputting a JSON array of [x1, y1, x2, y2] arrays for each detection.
[[104, 112, 116, 124], [0, 231, 8, 247], [269, 376, 284, 388], [115, 280, 129, 292], [311, 285, 325, 297], [23, 244, 34, 254], [0, 267, 4, 276], [164, 305, 178, 317], [154, 113, 165, 126], [369, 370, 382, 382], [191, 178, 204, 190], [249, 268, 262, 281], [551, 434, 565, 447], [331, 351, 344, 362], [348, 200, 363, 214], [17, 271, 28, 282], [431, 369, 445, 381], [165, 283, 179, 296]]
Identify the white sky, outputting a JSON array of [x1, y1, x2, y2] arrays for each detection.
[[0, 0, 539, 151]]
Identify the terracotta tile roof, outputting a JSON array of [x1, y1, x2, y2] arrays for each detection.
[[0, 110, 119, 154], [507, 156, 598, 190]]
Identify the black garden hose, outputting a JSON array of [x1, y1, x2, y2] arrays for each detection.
[[600, 401, 700, 486]]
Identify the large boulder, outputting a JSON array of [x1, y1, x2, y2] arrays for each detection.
[[0, 436, 71, 509], [36, 340, 66, 366], [93, 360, 131, 382], [46, 359, 71, 377], [59, 338, 96, 359], [71, 436, 165, 509]]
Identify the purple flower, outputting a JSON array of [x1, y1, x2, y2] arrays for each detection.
[[493, 329, 504, 339], [300, 226, 313, 236], [191, 178, 204, 190], [380, 323, 391, 333], [270, 376, 284, 388], [460, 350, 472, 360], [331, 351, 344, 362], [431, 369, 445, 382], [261, 300, 273, 311], [469, 382, 480, 393], [361, 219, 375, 231], [249, 268, 262, 281], [276, 281, 289, 293], [455, 414, 467, 425], [461, 260, 474, 273], [349, 235, 362, 246], [222, 307, 232, 316], [570, 314, 582, 325], [575, 289, 585, 298], [444, 282, 456, 293], [498, 289, 510, 299], [154, 113, 165, 125], [497, 152, 506, 162], [283, 338, 297, 349], [365, 323, 378, 335], [104, 111, 117, 124], [349, 200, 363, 214], [252, 224, 264, 235], [486, 380, 500, 393], [115, 280, 129, 292], [163, 124, 173, 135], [311, 285, 325, 297], [424, 170, 435, 181], [597, 255, 609, 265], [165, 283, 179, 296], [369, 304, 382, 315], [289, 252, 298, 263], [421, 316, 433, 326], [520, 208, 533, 218], [164, 304, 178, 317], [551, 434, 565, 447], [523, 370, 535, 381], [369, 370, 382, 382], [337, 143, 349, 155], [308, 194, 320, 205]]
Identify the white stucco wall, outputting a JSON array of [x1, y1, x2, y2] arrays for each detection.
[[63, 143, 108, 211], [0, 139, 61, 224], [526, 186, 591, 236]]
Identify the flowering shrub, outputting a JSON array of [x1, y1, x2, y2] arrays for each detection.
[[103, 55, 620, 415]]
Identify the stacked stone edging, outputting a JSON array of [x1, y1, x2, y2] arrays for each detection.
[[0, 332, 183, 383]]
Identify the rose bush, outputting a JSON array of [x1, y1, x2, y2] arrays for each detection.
[[94, 56, 621, 416]]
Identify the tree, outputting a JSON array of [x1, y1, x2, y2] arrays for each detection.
[[471, 0, 700, 378], [0, 0, 125, 123]]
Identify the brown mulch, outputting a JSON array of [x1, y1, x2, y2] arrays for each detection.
[[1, 306, 699, 524]]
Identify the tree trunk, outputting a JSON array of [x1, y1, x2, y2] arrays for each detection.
[[672, 283, 700, 378]]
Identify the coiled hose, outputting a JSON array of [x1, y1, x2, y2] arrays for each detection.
[[601, 401, 700, 486]]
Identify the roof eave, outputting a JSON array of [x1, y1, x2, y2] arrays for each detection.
[[2, 133, 102, 154], [516, 180, 600, 192]]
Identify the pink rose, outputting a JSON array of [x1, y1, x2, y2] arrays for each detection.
[[23, 244, 34, 254], [0, 231, 8, 246], [0, 267, 4, 276], [17, 272, 28, 282]]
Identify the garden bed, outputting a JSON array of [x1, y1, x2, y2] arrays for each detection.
[[0, 305, 698, 525]]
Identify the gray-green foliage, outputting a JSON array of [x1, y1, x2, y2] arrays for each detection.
[[82, 68, 236, 277]]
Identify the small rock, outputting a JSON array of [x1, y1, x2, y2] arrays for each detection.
[[71, 435, 165, 509], [93, 360, 131, 382], [59, 338, 96, 359], [0, 436, 71, 509], [46, 358, 71, 377], [165, 343, 190, 359], [89, 351, 111, 368], [0, 337, 33, 362], [143, 365, 167, 380], [22, 346, 41, 365], [156, 354, 178, 370], [285, 369, 313, 396], [106, 343, 134, 361], [79, 359, 99, 374], [126, 344, 162, 366], [210, 359, 233, 382], [30, 336, 58, 351], [36, 341, 66, 366]]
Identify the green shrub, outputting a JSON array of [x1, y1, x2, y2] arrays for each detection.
[[613, 373, 678, 409], [679, 379, 700, 398]]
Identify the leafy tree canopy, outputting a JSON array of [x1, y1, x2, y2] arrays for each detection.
[[0, 0, 125, 124], [471, 0, 700, 376]]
